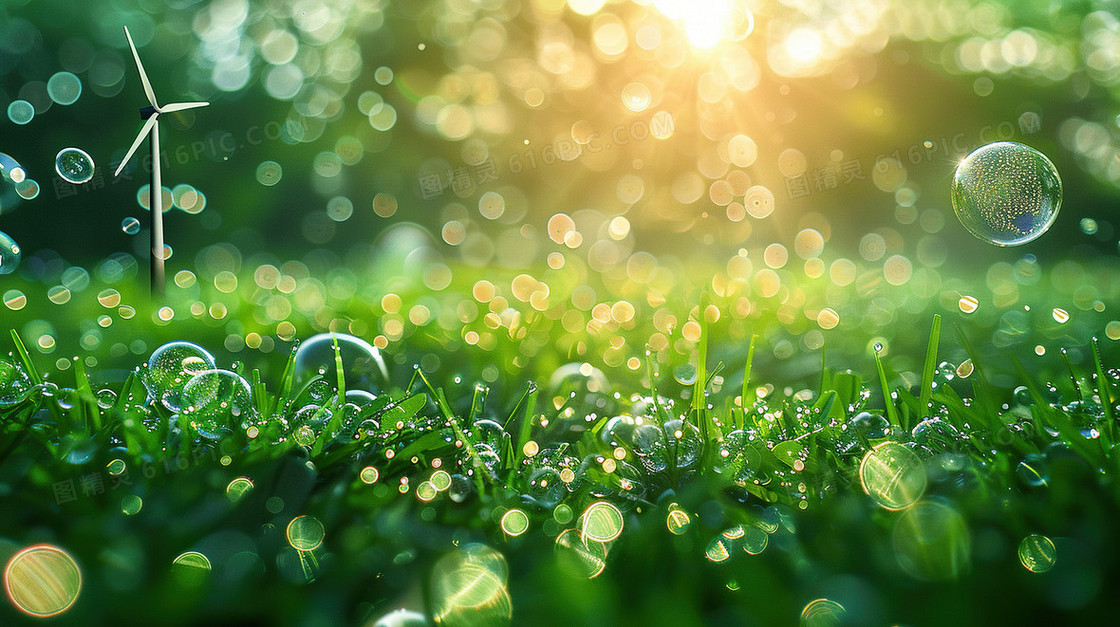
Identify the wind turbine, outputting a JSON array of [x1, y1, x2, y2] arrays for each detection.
[[114, 26, 209, 297]]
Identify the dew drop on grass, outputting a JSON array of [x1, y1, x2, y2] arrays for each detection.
[[3, 544, 81, 618], [951, 141, 1062, 246], [859, 442, 926, 510], [0, 231, 22, 274], [55, 148, 95, 184], [1018, 534, 1057, 573], [180, 369, 252, 439]]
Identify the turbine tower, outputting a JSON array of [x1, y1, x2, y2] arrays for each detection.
[[114, 26, 209, 297]]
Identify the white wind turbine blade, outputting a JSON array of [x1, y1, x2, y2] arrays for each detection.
[[114, 114, 159, 177], [124, 26, 159, 109], [159, 101, 210, 113]]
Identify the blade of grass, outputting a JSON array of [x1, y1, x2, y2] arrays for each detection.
[[1091, 337, 1115, 444], [737, 334, 757, 432], [918, 314, 941, 417], [333, 334, 346, 403], [71, 356, 101, 432], [9, 330, 41, 385], [873, 346, 900, 430]]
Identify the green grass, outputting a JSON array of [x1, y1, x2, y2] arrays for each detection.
[[3, 301, 1120, 624]]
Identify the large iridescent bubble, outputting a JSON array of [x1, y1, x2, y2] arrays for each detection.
[[951, 141, 1062, 246]]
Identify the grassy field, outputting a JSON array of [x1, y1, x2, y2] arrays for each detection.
[[3, 250, 1120, 625], [5, 0, 1120, 624]]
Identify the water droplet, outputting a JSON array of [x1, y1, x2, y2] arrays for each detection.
[[500, 509, 530, 537], [581, 501, 624, 543], [951, 141, 1062, 246], [286, 515, 325, 551], [958, 295, 979, 313], [1018, 534, 1057, 573], [859, 442, 926, 510], [140, 342, 217, 411], [54, 148, 95, 184], [293, 333, 387, 393]]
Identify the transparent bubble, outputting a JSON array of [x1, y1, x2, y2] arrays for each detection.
[[140, 341, 217, 410], [0, 231, 22, 275], [666, 505, 691, 535], [859, 441, 926, 510], [46, 72, 82, 105], [951, 142, 1062, 246], [55, 148, 95, 184], [286, 515, 325, 551], [581, 501, 624, 543], [121, 217, 141, 235], [500, 509, 530, 537], [3, 544, 81, 617], [7, 100, 34, 125], [226, 477, 254, 503], [121, 494, 143, 515], [293, 333, 387, 392], [1018, 534, 1057, 573], [180, 369, 253, 439]]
